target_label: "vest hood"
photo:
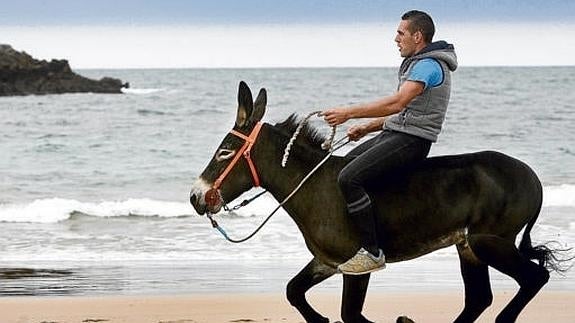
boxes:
[404,40,458,72]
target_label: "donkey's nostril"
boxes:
[205,188,221,208]
[190,194,197,206]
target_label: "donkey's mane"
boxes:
[273,114,328,151]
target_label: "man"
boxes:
[322,10,458,275]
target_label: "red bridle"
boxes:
[205,122,263,207]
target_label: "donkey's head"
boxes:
[190,81,267,215]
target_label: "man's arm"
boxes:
[322,80,425,127]
[347,117,385,141]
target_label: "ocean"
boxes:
[0,67,573,296]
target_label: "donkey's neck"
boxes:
[256,124,332,200]
[254,124,348,228]
[253,124,355,264]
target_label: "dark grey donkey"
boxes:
[190,81,565,323]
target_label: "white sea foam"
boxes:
[122,87,163,94]
[543,184,575,207]
[1,184,573,224]
[0,198,193,223]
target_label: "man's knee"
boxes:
[337,169,353,190]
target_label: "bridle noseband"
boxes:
[205,122,263,207]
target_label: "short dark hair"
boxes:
[401,10,435,44]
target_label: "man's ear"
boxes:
[252,88,267,123]
[236,81,253,128]
[414,30,423,44]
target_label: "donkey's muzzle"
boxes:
[189,192,207,215]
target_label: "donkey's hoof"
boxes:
[396,316,415,323]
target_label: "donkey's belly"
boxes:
[385,229,467,263]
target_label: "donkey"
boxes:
[190,81,562,323]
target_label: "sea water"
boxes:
[0,67,573,295]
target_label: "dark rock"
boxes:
[0,44,128,96]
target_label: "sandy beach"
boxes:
[1,290,573,323]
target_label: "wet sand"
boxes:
[1,290,573,323]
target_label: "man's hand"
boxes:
[347,124,369,141]
[321,108,350,127]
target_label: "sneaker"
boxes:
[338,248,386,275]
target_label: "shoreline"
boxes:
[1,258,573,297]
[1,290,573,323]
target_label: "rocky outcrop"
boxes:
[0,44,128,96]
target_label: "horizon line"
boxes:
[74,64,575,70]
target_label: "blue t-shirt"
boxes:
[408,58,443,89]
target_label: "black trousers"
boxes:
[338,129,432,253]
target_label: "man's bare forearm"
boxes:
[363,117,386,133]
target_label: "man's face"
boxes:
[395,20,418,57]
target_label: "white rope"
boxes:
[282,111,337,168]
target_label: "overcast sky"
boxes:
[2,0,574,25]
[1,0,574,68]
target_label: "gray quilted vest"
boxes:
[384,41,458,142]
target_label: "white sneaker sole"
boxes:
[337,263,386,275]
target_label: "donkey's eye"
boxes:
[216,149,236,161]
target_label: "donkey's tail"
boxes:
[518,180,573,274]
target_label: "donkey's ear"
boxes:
[252,88,267,123]
[236,81,253,128]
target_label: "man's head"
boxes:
[395,10,435,57]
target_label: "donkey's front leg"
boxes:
[287,257,337,323]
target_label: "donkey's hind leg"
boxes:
[341,274,373,323]
[454,242,493,323]
[286,258,337,323]
[467,234,550,323]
